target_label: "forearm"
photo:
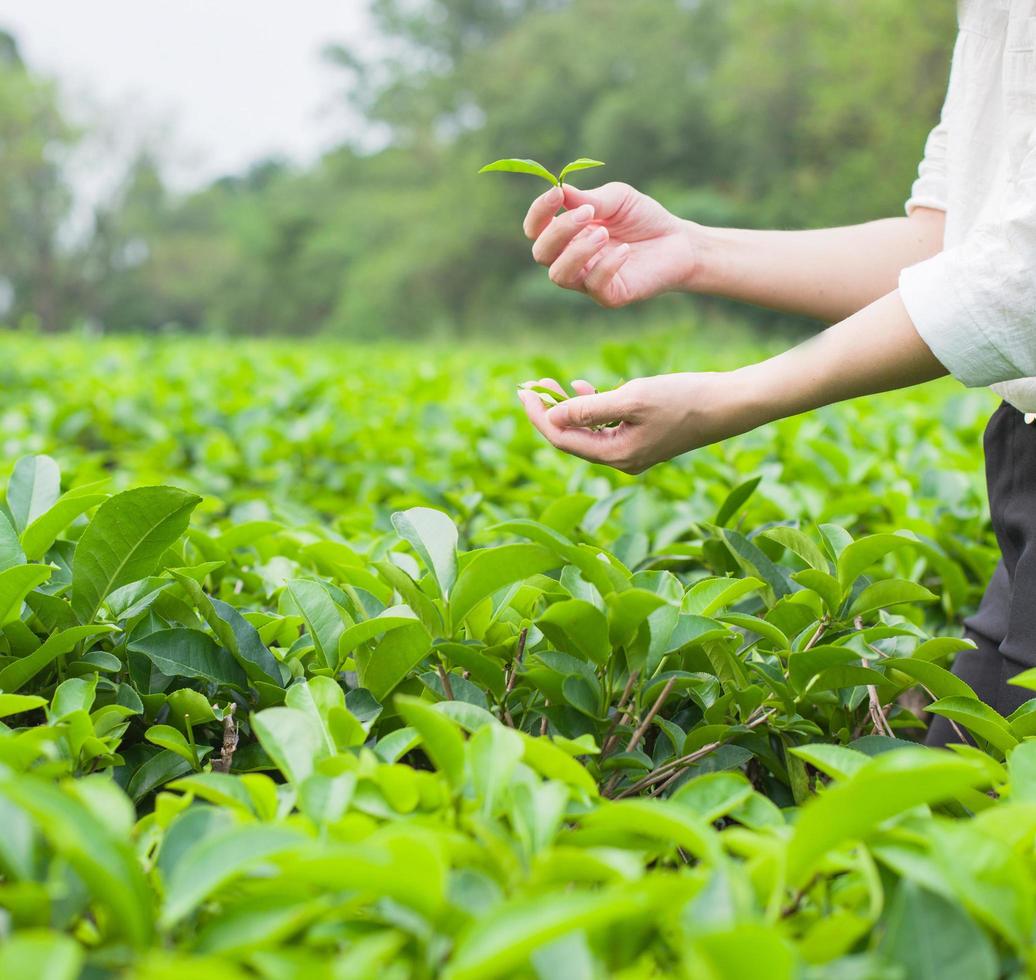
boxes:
[686,209,946,323]
[731,290,948,429]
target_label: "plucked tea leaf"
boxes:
[478,158,558,185]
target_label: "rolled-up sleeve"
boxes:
[905,117,950,215]
[900,135,1036,387]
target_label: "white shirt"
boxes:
[899,0,1036,415]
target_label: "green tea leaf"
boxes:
[7,455,61,533]
[878,879,997,980]
[0,933,82,980]
[557,157,606,183]
[478,158,558,185]
[71,486,201,622]
[849,579,937,617]
[837,532,917,590]
[450,543,562,625]
[0,563,52,625]
[0,512,25,571]
[391,507,459,598]
[161,824,305,927]
[787,749,989,884]
[128,628,248,689]
[396,694,466,788]
[927,696,1018,753]
[0,625,117,693]
[21,484,108,561]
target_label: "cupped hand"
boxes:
[518,373,760,474]
[523,183,699,308]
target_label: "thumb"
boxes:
[561,182,627,219]
[547,389,629,429]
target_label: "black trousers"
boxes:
[926,403,1036,747]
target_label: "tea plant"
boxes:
[479,156,605,186]
[0,331,1024,979]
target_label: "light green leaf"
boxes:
[252,706,327,784]
[286,579,349,669]
[927,696,1019,753]
[0,772,153,945]
[518,732,597,796]
[0,563,52,625]
[837,532,917,589]
[357,620,432,702]
[145,724,196,765]
[886,658,976,701]
[7,455,61,533]
[0,625,116,694]
[578,798,721,864]
[761,525,830,572]
[558,157,606,183]
[339,604,420,657]
[686,925,795,980]
[0,932,83,980]
[21,485,108,561]
[0,512,25,571]
[1009,741,1036,803]
[792,569,842,614]
[161,824,305,927]
[714,476,761,528]
[450,543,562,625]
[445,887,642,980]
[683,576,765,617]
[538,599,611,665]
[849,579,937,617]
[396,694,465,788]
[786,748,989,884]
[789,743,869,780]
[71,486,201,622]
[878,879,997,980]
[0,693,46,719]
[478,157,558,185]
[392,507,459,597]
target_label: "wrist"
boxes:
[726,355,809,431]
[676,219,712,293]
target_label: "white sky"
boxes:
[0,0,375,192]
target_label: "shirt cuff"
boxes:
[899,254,1019,388]
[904,194,947,216]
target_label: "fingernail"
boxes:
[588,226,608,243]
[571,204,594,223]
[549,186,563,204]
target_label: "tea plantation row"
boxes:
[0,332,1029,979]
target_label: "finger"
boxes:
[518,386,616,457]
[547,226,609,289]
[570,380,596,396]
[531,204,596,266]
[583,243,631,306]
[547,389,630,430]
[561,182,632,221]
[523,185,564,241]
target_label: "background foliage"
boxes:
[3,332,1035,979]
[0,0,955,335]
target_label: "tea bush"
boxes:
[0,331,1030,979]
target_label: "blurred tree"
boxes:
[0,30,79,331]
[0,2,959,335]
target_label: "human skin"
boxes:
[517,182,948,472]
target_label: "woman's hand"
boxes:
[517,374,761,474]
[523,183,700,308]
[516,292,948,475]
